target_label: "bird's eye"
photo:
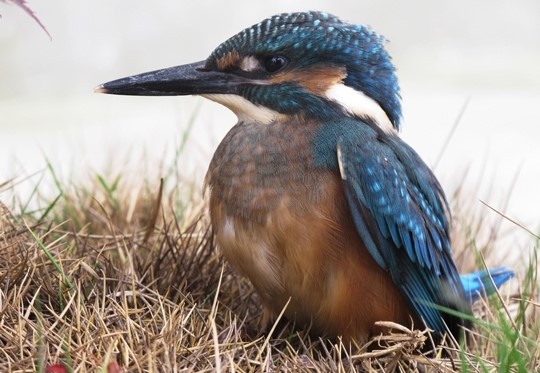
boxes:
[262,56,287,73]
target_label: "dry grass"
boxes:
[0,168,538,372]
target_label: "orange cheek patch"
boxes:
[216,51,242,71]
[270,66,346,95]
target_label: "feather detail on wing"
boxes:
[337,126,470,334]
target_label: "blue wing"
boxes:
[460,267,514,303]
[337,124,470,334]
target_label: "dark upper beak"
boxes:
[96,60,247,96]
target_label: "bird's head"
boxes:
[98,11,402,131]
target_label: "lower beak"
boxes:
[96,60,245,96]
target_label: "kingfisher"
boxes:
[97,11,513,344]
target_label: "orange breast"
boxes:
[206,120,416,343]
[209,172,415,343]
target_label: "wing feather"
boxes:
[337,126,470,334]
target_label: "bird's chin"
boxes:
[202,93,284,124]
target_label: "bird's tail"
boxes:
[460,267,515,303]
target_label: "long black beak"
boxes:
[96,60,247,96]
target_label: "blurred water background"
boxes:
[1,0,539,262]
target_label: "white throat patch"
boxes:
[325,83,396,134]
[202,94,282,124]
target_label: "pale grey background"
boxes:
[1,1,539,259]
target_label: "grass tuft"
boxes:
[0,162,538,372]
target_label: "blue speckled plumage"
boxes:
[243,83,344,119]
[98,11,514,345]
[312,117,463,333]
[207,11,402,129]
